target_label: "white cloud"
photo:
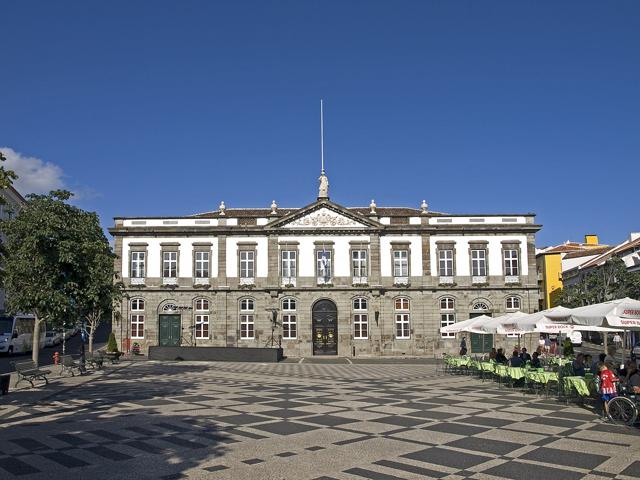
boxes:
[0,147,65,195]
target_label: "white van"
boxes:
[569,331,583,347]
[0,315,46,354]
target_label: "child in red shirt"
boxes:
[599,363,618,420]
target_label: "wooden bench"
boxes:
[59,355,83,377]
[11,360,51,388]
[86,351,104,370]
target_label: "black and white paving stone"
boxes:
[0,361,639,479]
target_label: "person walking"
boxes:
[459,336,468,356]
[613,333,623,350]
[598,362,618,421]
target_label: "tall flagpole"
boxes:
[320,99,324,174]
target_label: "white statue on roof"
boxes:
[318,171,329,199]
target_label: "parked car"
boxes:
[44,331,59,347]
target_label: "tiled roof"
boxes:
[563,246,613,259]
[578,237,640,270]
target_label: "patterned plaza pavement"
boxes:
[1,360,639,480]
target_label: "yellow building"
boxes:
[536,235,610,310]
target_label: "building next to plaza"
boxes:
[110,171,541,357]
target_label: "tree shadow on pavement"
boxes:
[0,363,233,479]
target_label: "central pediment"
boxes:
[268,201,382,230]
[281,207,367,229]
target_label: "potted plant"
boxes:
[104,332,122,363]
[131,342,141,355]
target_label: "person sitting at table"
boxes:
[531,351,541,368]
[584,354,593,372]
[495,348,508,364]
[509,351,524,367]
[604,348,617,370]
[592,353,606,374]
[623,362,640,394]
[489,348,497,361]
[520,347,532,363]
[572,353,586,376]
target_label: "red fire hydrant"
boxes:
[53,351,60,365]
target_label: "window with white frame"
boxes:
[504,250,519,276]
[131,298,145,339]
[281,250,297,280]
[131,251,146,278]
[438,249,453,277]
[394,297,410,339]
[353,298,368,339]
[352,250,368,281]
[316,250,332,282]
[240,251,255,280]
[239,298,255,339]
[282,297,297,339]
[163,251,177,278]
[194,298,209,339]
[506,296,521,310]
[471,249,487,276]
[393,250,409,278]
[195,251,209,278]
[440,297,456,338]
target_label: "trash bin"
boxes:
[0,373,10,396]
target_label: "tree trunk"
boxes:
[87,312,101,354]
[32,315,42,366]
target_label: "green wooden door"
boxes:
[159,314,181,347]
[469,312,493,354]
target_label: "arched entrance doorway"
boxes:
[312,299,338,355]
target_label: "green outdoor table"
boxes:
[507,367,526,380]
[494,364,509,377]
[526,371,558,385]
[563,376,592,396]
[480,362,495,373]
[448,357,470,367]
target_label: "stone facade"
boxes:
[110,196,541,357]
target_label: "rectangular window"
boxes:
[393,250,409,277]
[163,251,177,278]
[131,314,144,339]
[240,314,254,339]
[504,250,519,276]
[281,250,297,279]
[354,314,368,339]
[352,250,368,280]
[438,249,453,277]
[282,314,297,339]
[316,250,332,282]
[195,251,209,278]
[471,249,487,276]
[240,251,255,279]
[195,314,209,339]
[131,252,145,278]
[395,314,410,339]
[440,313,455,339]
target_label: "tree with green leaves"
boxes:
[74,212,123,353]
[2,190,118,365]
[0,150,18,194]
[560,257,640,307]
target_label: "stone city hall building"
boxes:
[110,173,540,357]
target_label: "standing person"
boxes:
[459,336,468,356]
[598,362,618,421]
[613,333,623,350]
[538,335,546,353]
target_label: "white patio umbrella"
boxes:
[493,306,574,335]
[440,314,493,334]
[565,297,640,329]
[479,311,529,335]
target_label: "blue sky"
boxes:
[1,1,638,246]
